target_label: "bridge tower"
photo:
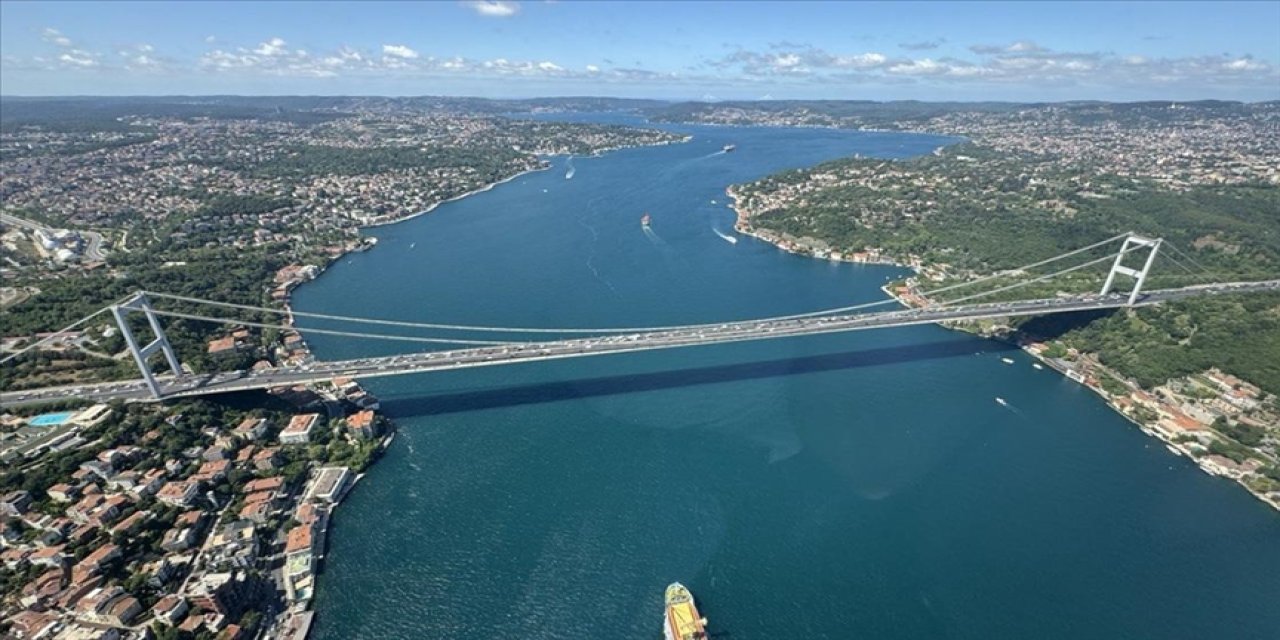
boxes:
[1100,234,1162,305]
[111,292,183,399]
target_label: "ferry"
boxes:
[722,144,736,153]
[1001,357,1015,365]
[641,213,652,229]
[664,583,708,640]
[995,397,1008,407]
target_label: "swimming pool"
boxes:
[28,411,75,426]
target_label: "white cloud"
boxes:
[382,44,419,59]
[537,61,563,71]
[832,52,887,69]
[205,35,217,44]
[1224,57,1265,71]
[585,64,600,73]
[41,28,73,48]
[58,49,98,67]
[253,37,288,56]
[887,58,946,75]
[464,1,520,17]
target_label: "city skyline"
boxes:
[2,0,1279,101]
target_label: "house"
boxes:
[284,523,316,602]
[110,510,150,536]
[345,410,378,439]
[193,460,233,483]
[29,545,67,569]
[1,490,33,516]
[153,594,190,626]
[279,413,320,445]
[234,417,269,441]
[239,500,272,523]
[47,483,81,503]
[7,609,59,639]
[252,447,282,471]
[161,526,199,553]
[304,467,353,504]
[156,481,200,508]
[243,476,285,495]
[73,543,121,577]
[76,585,141,626]
[203,444,231,462]
[188,571,266,618]
[134,468,168,497]
[207,336,238,355]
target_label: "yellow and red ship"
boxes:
[664,582,708,640]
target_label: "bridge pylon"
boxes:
[1101,234,1162,305]
[111,292,183,399]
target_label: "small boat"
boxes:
[664,583,708,640]
[710,199,717,204]
[641,213,652,229]
[722,144,736,153]
[1001,357,1014,365]
[995,397,1008,406]
[409,242,416,249]
[1165,444,1183,457]
[1032,363,1044,370]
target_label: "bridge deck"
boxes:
[3,280,1276,407]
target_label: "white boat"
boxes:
[1165,444,1183,456]
[1032,363,1044,370]
[995,397,1008,406]
[1001,357,1015,364]
[409,242,416,249]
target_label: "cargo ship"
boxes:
[641,213,652,228]
[664,583,708,640]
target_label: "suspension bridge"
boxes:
[3,233,1278,407]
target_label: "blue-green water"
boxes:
[29,411,74,426]
[293,118,1280,640]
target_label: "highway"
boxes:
[3,280,1277,408]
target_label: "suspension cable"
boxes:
[141,232,1132,334]
[145,309,517,347]
[931,245,1146,308]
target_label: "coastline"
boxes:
[729,183,1279,513]
[359,163,550,229]
[267,133,694,634]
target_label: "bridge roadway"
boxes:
[3,280,1277,408]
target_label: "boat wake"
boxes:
[577,196,618,295]
[713,227,738,244]
[565,156,575,180]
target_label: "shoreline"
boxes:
[729,183,1277,514]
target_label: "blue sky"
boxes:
[2,1,1278,100]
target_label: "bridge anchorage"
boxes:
[1101,234,1161,305]
[112,293,183,399]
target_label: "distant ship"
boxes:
[1001,357,1014,364]
[664,583,708,640]
[641,213,652,229]
[996,397,1008,406]
[722,144,736,153]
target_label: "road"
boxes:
[3,280,1277,408]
